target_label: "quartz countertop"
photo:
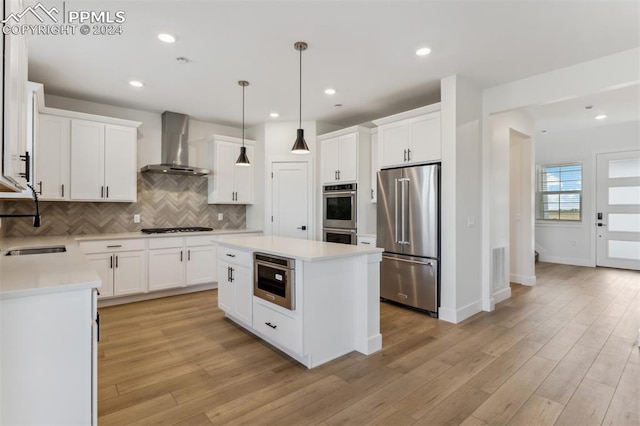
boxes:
[218,235,383,262]
[73,228,262,241]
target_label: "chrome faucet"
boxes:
[0,184,41,227]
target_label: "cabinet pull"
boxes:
[335,170,338,181]
[61,184,64,198]
[96,312,100,343]
[110,255,113,269]
[403,149,407,162]
[407,149,411,161]
[115,255,119,268]
[106,186,109,198]
[101,186,104,198]
[106,245,122,248]
[180,251,183,262]
[361,241,371,245]
[19,152,30,181]
[226,253,236,258]
[230,267,234,282]
[188,249,191,261]
[37,181,43,195]
[337,170,341,180]
[227,266,231,282]
[371,188,374,199]
[265,322,277,329]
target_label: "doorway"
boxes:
[596,150,640,270]
[271,161,309,239]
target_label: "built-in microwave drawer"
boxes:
[79,239,145,254]
[219,247,252,266]
[253,302,302,354]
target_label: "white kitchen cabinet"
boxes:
[0,287,97,425]
[374,105,441,169]
[370,129,378,203]
[185,236,218,286]
[0,0,29,192]
[217,246,253,327]
[70,119,137,202]
[80,239,147,298]
[207,135,255,204]
[36,114,70,200]
[320,133,357,184]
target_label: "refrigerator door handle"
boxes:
[382,254,434,266]
[394,178,400,244]
[398,177,409,244]
[403,178,410,245]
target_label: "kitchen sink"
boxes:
[5,246,67,256]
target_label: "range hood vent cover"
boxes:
[141,111,211,176]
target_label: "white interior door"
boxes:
[596,150,640,270]
[272,162,309,239]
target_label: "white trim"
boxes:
[40,106,142,128]
[438,299,482,324]
[510,273,536,286]
[539,255,595,267]
[372,102,441,126]
[494,287,511,304]
[317,125,371,140]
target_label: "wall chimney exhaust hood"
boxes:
[141,111,211,176]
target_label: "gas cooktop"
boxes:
[141,227,214,234]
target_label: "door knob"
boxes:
[297,225,307,230]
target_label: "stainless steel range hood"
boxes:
[141,111,211,176]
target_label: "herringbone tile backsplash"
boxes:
[1,173,246,237]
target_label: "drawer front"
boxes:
[185,235,218,247]
[357,235,377,246]
[148,237,184,250]
[218,246,252,266]
[253,302,302,354]
[79,239,145,254]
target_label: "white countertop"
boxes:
[218,235,383,262]
[73,228,262,241]
[0,236,101,299]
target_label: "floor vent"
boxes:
[492,247,506,288]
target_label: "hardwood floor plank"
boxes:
[535,343,600,404]
[471,356,556,426]
[535,322,588,362]
[413,384,491,426]
[506,394,563,426]
[584,335,634,387]
[99,393,177,426]
[554,378,615,426]
[602,362,640,426]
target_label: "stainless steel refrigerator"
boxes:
[377,164,439,314]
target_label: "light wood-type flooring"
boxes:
[98,262,640,425]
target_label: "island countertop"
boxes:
[217,235,383,262]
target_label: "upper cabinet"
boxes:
[36,114,70,200]
[320,133,358,184]
[370,129,378,203]
[70,119,137,202]
[208,135,255,204]
[373,104,441,169]
[0,0,29,192]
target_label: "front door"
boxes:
[596,150,640,270]
[271,162,309,239]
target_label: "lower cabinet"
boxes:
[217,247,253,327]
[79,239,147,298]
[253,301,302,353]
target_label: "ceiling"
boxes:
[26,1,640,129]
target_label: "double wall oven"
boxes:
[323,183,357,245]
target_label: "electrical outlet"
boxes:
[218,213,224,221]
[134,214,141,224]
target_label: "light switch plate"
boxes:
[218,213,224,221]
[134,214,141,223]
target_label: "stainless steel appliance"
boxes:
[324,228,357,245]
[254,252,295,310]
[323,183,357,229]
[141,227,213,234]
[377,164,440,314]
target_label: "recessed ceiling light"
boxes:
[324,88,336,95]
[158,33,176,43]
[129,80,144,88]
[415,47,432,56]
[270,112,279,118]
[595,114,607,120]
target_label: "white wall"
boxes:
[535,120,640,266]
[43,94,241,170]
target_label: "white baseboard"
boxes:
[98,283,217,307]
[539,255,593,267]
[494,286,511,304]
[510,273,537,286]
[439,300,482,324]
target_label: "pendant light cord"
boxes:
[299,47,302,128]
[242,83,245,147]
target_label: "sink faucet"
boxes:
[0,184,41,227]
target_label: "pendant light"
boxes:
[235,80,251,166]
[291,41,310,154]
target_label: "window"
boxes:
[537,163,582,221]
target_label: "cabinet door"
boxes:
[186,245,217,286]
[408,112,441,163]
[70,120,105,200]
[233,265,252,326]
[217,259,234,313]
[104,125,137,202]
[148,248,184,291]
[85,253,114,298]
[321,137,341,184]
[378,121,409,168]
[113,251,147,296]
[370,132,378,202]
[338,133,358,182]
[36,115,70,200]
[208,140,236,203]
[234,144,254,204]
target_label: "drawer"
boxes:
[185,235,218,247]
[253,302,302,354]
[218,246,252,266]
[357,235,376,246]
[148,237,184,250]
[79,239,146,254]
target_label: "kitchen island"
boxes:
[216,235,384,368]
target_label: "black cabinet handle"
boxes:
[96,312,100,343]
[230,267,234,282]
[265,322,277,329]
[106,245,122,248]
[106,186,109,198]
[371,189,374,199]
[101,186,104,198]
[338,170,341,180]
[19,152,30,181]
[180,251,183,262]
[115,255,119,268]
[227,266,231,282]
[404,149,407,162]
[110,255,113,269]
[361,242,371,245]
[37,181,43,195]
[407,149,411,161]
[226,253,236,258]
[61,184,64,198]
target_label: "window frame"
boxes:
[536,162,583,222]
